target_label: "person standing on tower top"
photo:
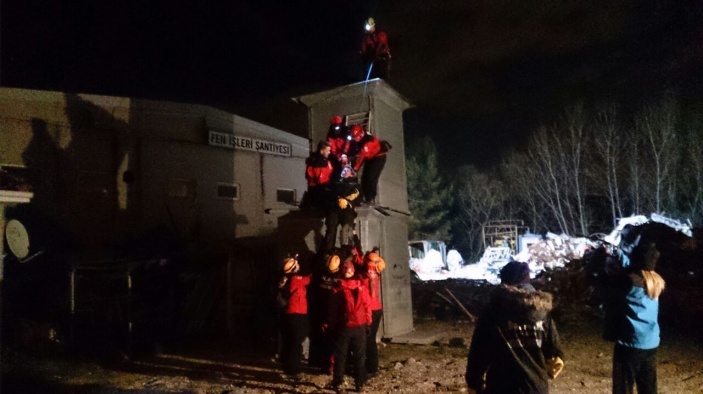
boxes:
[361,17,391,80]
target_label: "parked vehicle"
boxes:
[408,240,464,281]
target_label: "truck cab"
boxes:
[407,240,450,281]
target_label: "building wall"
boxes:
[370,96,409,213]
[300,80,411,213]
[0,88,308,254]
[378,215,413,336]
[294,80,415,337]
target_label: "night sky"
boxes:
[2,0,702,169]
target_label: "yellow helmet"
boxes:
[365,17,376,31]
[337,198,349,209]
[283,257,299,274]
[327,254,341,273]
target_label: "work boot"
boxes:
[330,378,345,393]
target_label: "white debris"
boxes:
[604,213,692,246]
[603,215,648,245]
[449,247,512,284]
[409,213,692,283]
[409,249,450,281]
[446,249,464,271]
[650,213,692,237]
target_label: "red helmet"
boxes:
[351,124,365,142]
[330,115,343,125]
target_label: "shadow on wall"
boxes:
[2,93,240,360]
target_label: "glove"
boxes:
[547,356,564,379]
[346,189,359,201]
[321,323,329,334]
[337,198,348,209]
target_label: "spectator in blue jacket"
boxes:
[603,242,666,394]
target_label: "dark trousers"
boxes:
[332,326,367,386]
[365,58,391,80]
[282,313,309,375]
[308,297,334,374]
[613,344,658,394]
[361,155,386,204]
[366,309,383,374]
[324,208,356,251]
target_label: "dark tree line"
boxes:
[406,95,703,261]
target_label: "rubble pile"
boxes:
[412,214,703,328]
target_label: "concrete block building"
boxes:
[287,79,415,337]
[0,79,414,341]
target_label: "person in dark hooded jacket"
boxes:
[465,261,565,394]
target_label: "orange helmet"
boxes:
[376,257,386,272]
[282,257,299,274]
[327,254,341,273]
[330,115,343,125]
[365,251,385,273]
[350,124,365,142]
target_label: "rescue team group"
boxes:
[274,112,390,393]
[279,114,666,394]
[279,21,665,389]
[277,231,665,394]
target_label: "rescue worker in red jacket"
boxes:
[360,248,386,376]
[278,255,312,381]
[350,124,388,206]
[301,140,334,209]
[326,259,372,392]
[361,17,391,80]
[327,115,351,177]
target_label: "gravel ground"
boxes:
[3,310,703,394]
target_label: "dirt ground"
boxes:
[3,306,703,394]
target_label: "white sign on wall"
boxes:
[208,130,292,157]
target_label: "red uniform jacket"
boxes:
[362,267,383,311]
[353,135,385,171]
[329,279,372,330]
[328,137,349,161]
[285,274,311,315]
[305,153,334,187]
[361,30,390,63]
[327,124,350,160]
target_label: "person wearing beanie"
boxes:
[499,259,533,289]
[603,242,665,394]
[465,261,565,394]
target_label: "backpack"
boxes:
[380,140,393,153]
